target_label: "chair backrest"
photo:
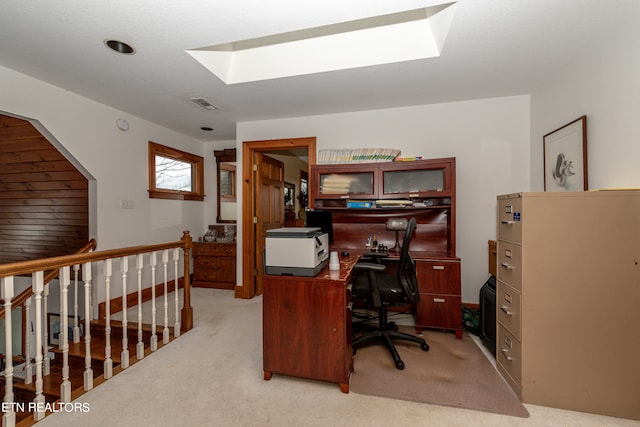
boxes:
[397,217,420,305]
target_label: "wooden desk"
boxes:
[262,254,358,393]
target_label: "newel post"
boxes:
[180,230,193,332]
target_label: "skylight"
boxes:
[187,3,457,84]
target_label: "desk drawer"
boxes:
[416,294,461,331]
[416,260,461,295]
[497,241,522,291]
[497,281,521,339]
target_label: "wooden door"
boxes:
[254,152,284,295]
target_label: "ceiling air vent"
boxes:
[190,97,218,111]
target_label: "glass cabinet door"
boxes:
[318,172,375,197]
[382,168,445,196]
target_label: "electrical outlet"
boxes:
[120,199,134,209]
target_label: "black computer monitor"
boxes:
[305,210,333,245]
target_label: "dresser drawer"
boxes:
[497,326,522,389]
[497,241,522,290]
[497,281,521,339]
[194,268,220,282]
[194,243,236,257]
[497,197,522,243]
[194,255,218,268]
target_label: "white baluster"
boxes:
[136,254,145,360]
[24,297,33,384]
[103,259,113,379]
[42,282,50,376]
[82,262,93,391]
[32,271,46,421]
[150,252,158,351]
[120,256,129,369]
[173,247,181,338]
[162,249,170,344]
[73,263,81,343]
[59,266,71,402]
[2,276,16,427]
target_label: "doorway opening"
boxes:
[238,137,316,299]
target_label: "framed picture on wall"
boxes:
[543,115,588,191]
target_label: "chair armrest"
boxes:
[354,262,386,272]
[353,262,385,307]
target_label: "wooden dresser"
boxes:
[496,191,640,420]
[192,242,236,290]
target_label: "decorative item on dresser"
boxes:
[310,157,462,338]
[496,191,640,421]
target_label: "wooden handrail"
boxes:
[0,231,193,332]
[0,239,97,319]
[0,233,189,278]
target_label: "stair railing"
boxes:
[0,231,192,427]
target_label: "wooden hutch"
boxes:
[309,157,462,337]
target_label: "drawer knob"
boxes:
[500,305,514,316]
[432,265,445,270]
[501,263,515,270]
[500,348,514,361]
[433,298,446,303]
[501,220,514,225]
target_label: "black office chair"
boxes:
[352,217,429,370]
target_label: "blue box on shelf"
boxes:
[347,200,374,208]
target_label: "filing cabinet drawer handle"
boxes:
[500,305,514,316]
[433,298,446,303]
[500,348,514,361]
[347,284,353,292]
[432,265,445,270]
[347,302,353,311]
[501,263,515,270]
[501,220,515,225]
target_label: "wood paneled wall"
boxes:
[0,114,89,264]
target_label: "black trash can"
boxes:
[479,275,496,357]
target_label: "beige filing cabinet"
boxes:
[496,191,640,420]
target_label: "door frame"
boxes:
[237,137,316,299]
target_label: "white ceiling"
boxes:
[1,0,637,142]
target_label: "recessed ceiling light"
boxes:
[200,127,214,132]
[104,39,136,55]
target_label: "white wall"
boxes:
[237,95,531,302]
[530,12,640,190]
[0,65,208,305]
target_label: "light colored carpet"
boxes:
[351,328,529,417]
[36,288,638,427]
